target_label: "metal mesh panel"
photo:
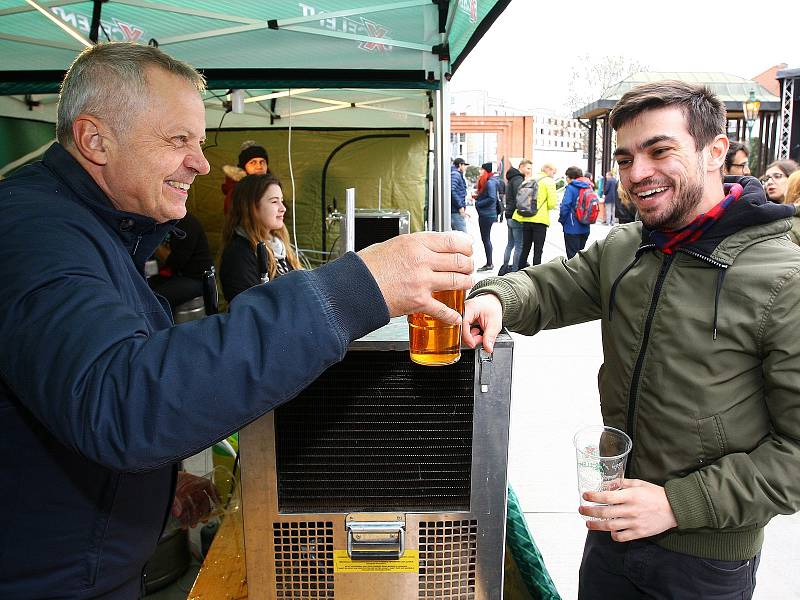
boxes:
[275,350,474,513]
[273,521,335,598]
[418,520,478,599]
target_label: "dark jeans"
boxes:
[564,232,589,259]
[579,532,760,600]
[478,215,495,266]
[502,218,523,267]
[517,222,548,269]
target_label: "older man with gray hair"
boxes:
[0,42,473,599]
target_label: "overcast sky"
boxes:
[450,0,797,113]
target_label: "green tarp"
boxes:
[191,127,428,258]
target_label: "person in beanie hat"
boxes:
[221,140,271,214]
[474,162,501,271]
[238,144,269,173]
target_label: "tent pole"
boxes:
[434,73,450,232]
[89,0,104,44]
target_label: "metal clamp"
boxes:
[479,348,493,393]
[346,518,405,560]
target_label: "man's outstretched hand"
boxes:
[358,231,474,323]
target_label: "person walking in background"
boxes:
[559,166,592,258]
[513,163,558,270]
[221,141,271,214]
[498,159,530,275]
[762,159,799,203]
[464,80,800,600]
[450,157,469,233]
[219,174,302,303]
[723,141,750,176]
[603,171,619,225]
[475,162,501,271]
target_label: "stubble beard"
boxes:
[632,159,706,231]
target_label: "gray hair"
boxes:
[57,42,206,146]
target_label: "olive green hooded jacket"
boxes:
[471,179,800,561]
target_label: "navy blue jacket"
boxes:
[558,178,592,235]
[0,144,389,599]
[450,165,467,212]
[475,176,500,219]
[603,176,619,208]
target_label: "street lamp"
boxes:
[743,90,761,143]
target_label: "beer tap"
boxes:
[256,241,269,284]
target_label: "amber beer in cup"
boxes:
[408,289,465,366]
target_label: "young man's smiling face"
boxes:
[614,106,725,231]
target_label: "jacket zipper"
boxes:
[625,252,674,478]
[678,247,730,269]
[132,233,142,257]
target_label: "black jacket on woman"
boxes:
[220,234,295,303]
[220,234,260,303]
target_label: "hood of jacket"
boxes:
[570,178,591,190]
[641,176,795,263]
[37,143,176,273]
[506,167,523,183]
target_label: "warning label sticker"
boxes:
[333,550,419,573]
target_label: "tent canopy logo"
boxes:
[457,0,479,23]
[50,6,145,42]
[298,3,392,52]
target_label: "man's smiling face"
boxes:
[614,106,707,231]
[100,67,210,223]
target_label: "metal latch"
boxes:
[479,348,493,392]
[346,514,405,560]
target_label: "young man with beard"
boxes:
[461,80,800,599]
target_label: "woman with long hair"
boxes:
[219,174,302,303]
[784,170,800,246]
[762,159,799,203]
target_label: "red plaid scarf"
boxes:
[649,184,744,254]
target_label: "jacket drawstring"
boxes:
[713,268,728,340]
[608,253,644,321]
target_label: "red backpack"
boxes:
[574,184,599,225]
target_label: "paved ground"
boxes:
[155,205,800,599]
[468,206,800,600]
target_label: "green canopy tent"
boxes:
[0,0,510,258]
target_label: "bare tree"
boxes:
[566,55,649,113]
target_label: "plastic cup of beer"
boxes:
[408,289,465,366]
[573,425,632,519]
